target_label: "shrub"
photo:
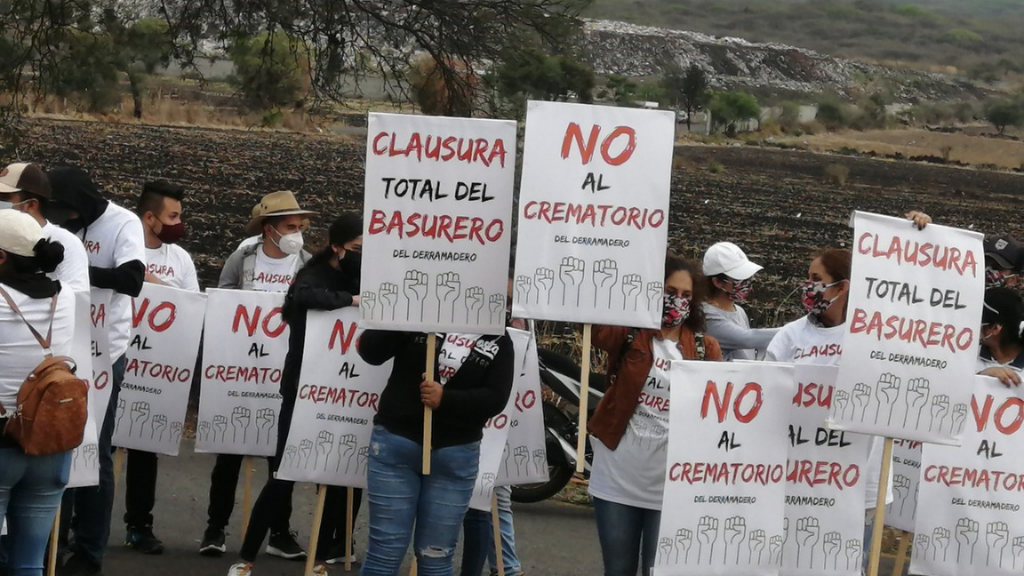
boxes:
[708,161,725,174]
[816,101,848,131]
[824,164,850,186]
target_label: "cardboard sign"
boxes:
[782,365,872,576]
[830,212,984,445]
[360,113,517,335]
[67,291,99,488]
[911,377,1024,576]
[886,440,923,533]
[195,289,289,457]
[112,284,206,455]
[495,328,549,487]
[513,101,674,328]
[655,362,795,576]
[276,308,392,487]
[469,389,516,512]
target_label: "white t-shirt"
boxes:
[438,333,482,384]
[766,315,893,511]
[42,221,90,294]
[590,337,682,510]
[77,203,146,359]
[0,284,75,413]
[703,302,779,361]
[251,249,301,293]
[146,243,200,292]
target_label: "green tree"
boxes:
[662,64,709,130]
[228,31,310,111]
[708,91,761,136]
[816,100,849,131]
[100,13,175,118]
[41,28,121,112]
[986,100,1024,135]
[605,74,638,105]
[491,47,595,118]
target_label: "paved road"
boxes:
[103,443,602,576]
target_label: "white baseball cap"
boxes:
[0,209,44,257]
[703,242,762,281]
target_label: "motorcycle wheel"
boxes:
[511,401,577,504]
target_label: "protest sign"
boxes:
[495,328,549,487]
[512,101,674,328]
[67,291,99,488]
[470,396,515,512]
[829,211,984,445]
[69,293,114,488]
[276,308,392,487]
[196,289,289,457]
[112,284,206,455]
[886,440,923,533]
[655,362,795,576]
[782,365,872,576]
[359,113,517,335]
[910,376,1024,576]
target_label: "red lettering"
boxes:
[329,321,358,355]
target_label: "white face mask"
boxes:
[273,230,304,255]
[0,200,26,211]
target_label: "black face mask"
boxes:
[62,218,85,233]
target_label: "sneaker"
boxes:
[125,526,165,555]
[266,530,307,560]
[199,527,227,557]
[227,563,252,576]
[324,540,357,565]
[56,553,102,576]
[312,565,329,576]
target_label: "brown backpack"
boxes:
[0,287,89,456]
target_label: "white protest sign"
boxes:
[885,439,923,533]
[112,284,206,455]
[360,113,517,335]
[513,101,674,328]
[655,362,795,576]
[71,291,114,487]
[782,365,871,576]
[910,376,1024,576]
[196,289,289,456]
[470,397,515,512]
[495,328,549,486]
[276,308,392,487]
[68,291,99,488]
[829,211,984,444]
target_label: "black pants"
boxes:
[124,449,158,528]
[207,453,293,534]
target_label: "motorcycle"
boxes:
[510,347,607,503]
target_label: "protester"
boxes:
[48,167,146,576]
[587,253,723,576]
[0,209,75,576]
[201,191,315,559]
[977,287,1024,387]
[701,241,779,360]
[982,236,1024,288]
[356,307,516,576]
[228,212,363,576]
[0,163,90,294]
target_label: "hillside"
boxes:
[582,0,1024,76]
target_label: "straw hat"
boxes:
[245,191,317,235]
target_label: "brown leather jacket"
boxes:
[588,325,722,450]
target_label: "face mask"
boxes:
[62,218,85,233]
[0,200,26,211]
[273,230,304,255]
[986,268,1012,288]
[730,279,753,304]
[662,294,691,327]
[801,280,842,317]
[156,221,186,244]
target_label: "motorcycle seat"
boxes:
[537,348,608,393]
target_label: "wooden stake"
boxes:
[409,558,418,576]
[423,333,437,475]
[346,487,355,572]
[491,492,505,576]
[892,530,911,576]
[241,456,253,537]
[304,486,328,576]
[47,506,60,576]
[867,438,894,576]
[112,448,124,493]
[576,324,592,474]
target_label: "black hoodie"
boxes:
[47,167,144,297]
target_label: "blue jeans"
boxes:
[361,426,479,576]
[593,497,661,576]
[460,486,521,576]
[0,447,72,576]
[61,354,124,569]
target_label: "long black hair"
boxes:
[983,287,1024,349]
[666,251,707,333]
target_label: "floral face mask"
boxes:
[662,294,691,327]
[801,280,842,317]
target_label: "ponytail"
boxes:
[33,239,65,274]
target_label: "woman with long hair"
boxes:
[587,252,723,576]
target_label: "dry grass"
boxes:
[780,129,1024,170]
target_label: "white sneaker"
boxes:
[227,562,252,576]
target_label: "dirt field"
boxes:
[16,119,1024,328]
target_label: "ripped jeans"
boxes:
[361,426,480,576]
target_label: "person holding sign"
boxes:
[977,287,1024,387]
[356,323,516,575]
[701,241,778,360]
[227,213,363,576]
[0,210,75,576]
[201,192,315,560]
[587,253,723,576]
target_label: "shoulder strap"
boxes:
[609,328,639,380]
[694,332,706,361]
[0,286,57,356]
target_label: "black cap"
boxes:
[984,236,1024,271]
